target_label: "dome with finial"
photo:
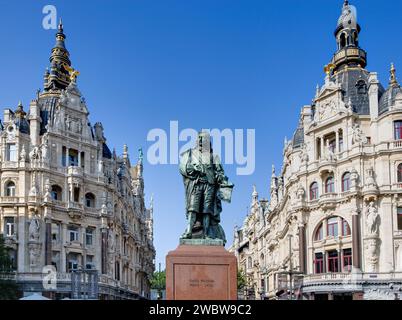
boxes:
[379,63,402,115]
[332,0,366,72]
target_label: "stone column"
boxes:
[61,223,67,272]
[298,224,306,274]
[320,138,324,160]
[81,226,86,268]
[45,220,52,266]
[101,229,107,274]
[335,130,340,154]
[17,214,26,272]
[352,211,361,269]
[337,249,342,272]
[66,147,69,166]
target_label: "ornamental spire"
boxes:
[390,63,399,86]
[44,18,73,91]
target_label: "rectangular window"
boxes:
[6,144,17,162]
[86,255,94,270]
[68,149,79,167]
[397,207,402,231]
[339,138,344,152]
[314,253,324,274]
[86,228,94,246]
[62,146,66,167]
[4,217,15,237]
[68,227,79,242]
[327,217,339,237]
[73,187,80,203]
[80,152,85,169]
[327,250,339,273]
[68,261,78,271]
[395,121,402,140]
[343,248,352,272]
[329,140,336,153]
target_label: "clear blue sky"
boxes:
[1,0,402,269]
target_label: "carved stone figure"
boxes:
[351,123,368,145]
[44,179,51,203]
[29,146,41,163]
[65,114,72,131]
[29,243,41,268]
[107,229,115,252]
[326,140,336,161]
[77,119,83,134]
[29,214,41,242]
[54,107,63,129]
[19,145,27,161]
[365,238,379,272]
[98,160,103,174]
[365,167,377,189]
[179,131,234,244]
[350,168,359,188]
[365,201,380,236]
[299,143,309,164]
[297,185,305,200]
[41,135,49,161]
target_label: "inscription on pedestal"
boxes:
[166,245,237,300]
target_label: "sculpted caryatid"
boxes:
[179,132,234,244]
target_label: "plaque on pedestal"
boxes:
[166,242,237,300]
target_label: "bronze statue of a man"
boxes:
[179,131,233,244]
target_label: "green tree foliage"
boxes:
[150,270,165,299]
[237,269,246,290]
[150,270,166,290]
[0,235,19,300]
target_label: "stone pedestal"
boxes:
[166,242,237,300]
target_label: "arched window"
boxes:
[342,172,351,192]
[398,164,402,183]
[310,182,319,200]
[314,223,323,241]
[325,177,335,193]
[85,193,96,208]
[5,181,15,197]
[247,257,253,269]
[342,218,351,236]
[340,33,347,48]
[260,253,265,268]
[51,185,63,201]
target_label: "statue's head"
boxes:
[197,131,212,153]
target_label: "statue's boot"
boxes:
[181,212,196,239]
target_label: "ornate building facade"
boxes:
[231,1,402,300]
[0,21,155,299]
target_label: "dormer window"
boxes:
[356,79,367,95]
